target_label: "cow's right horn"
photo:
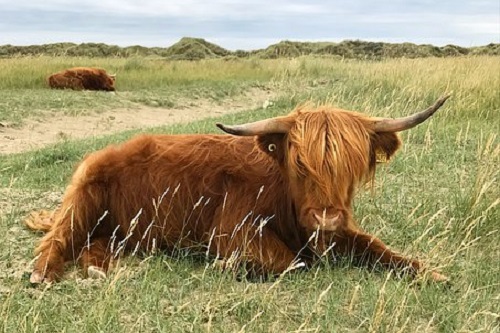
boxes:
[216,117,292,136]
[372,94,451,132]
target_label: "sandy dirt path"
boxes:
[0,87,274,155]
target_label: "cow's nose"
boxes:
[310,208,343,231]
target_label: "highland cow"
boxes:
[47,67,116,91]
[26,95,450,283]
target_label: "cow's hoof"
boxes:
[87,265,106,279]
[30,271,44,284]
[431,271,450,283]
[29,270,55,284]
[212,259,228,271]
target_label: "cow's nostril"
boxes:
[312,210,342,231]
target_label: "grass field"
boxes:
[0,56,499,333]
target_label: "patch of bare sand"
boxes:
[0,87,274,155]
[0,188,62,217]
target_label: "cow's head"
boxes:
[217,95,450,232]
[105,73,116,91]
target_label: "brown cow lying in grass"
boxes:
[26,95,450,283]
[47,67,116,91]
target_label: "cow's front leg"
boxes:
[78,237,113,279]
[334,229,448,282]
[209,224,299,276]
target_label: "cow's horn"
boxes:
[216,117,292,136]
[372,94,451,132]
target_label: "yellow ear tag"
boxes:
[376,149,388,163]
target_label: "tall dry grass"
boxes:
[0,55,498,333]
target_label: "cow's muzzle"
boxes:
[302,208,345,231]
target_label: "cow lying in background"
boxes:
[47,67,116,91]
[26,95,450,283]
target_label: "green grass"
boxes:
[0,56,275,126]
[0,56,499,333]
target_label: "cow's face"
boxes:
[256,108,401,231]
[217,95,449,231]
[105,74,116,91]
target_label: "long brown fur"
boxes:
[47,67,115,91]
[26,105,448,283]
[287,106,374,203]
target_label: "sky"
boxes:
[0,0,499,50]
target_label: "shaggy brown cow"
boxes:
[47,67,116,91]
[27,95,451,284]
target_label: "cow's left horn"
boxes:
[216,117,292,136]
[372,94,451,132]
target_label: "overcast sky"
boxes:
[1,0,498,50]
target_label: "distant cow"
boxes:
[47,67,116,91]
[26,95,450,284]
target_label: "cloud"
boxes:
[1,0,338,19]
[0,0,498,48]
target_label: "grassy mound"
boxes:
[256,41,317,58]
[165,37,231,60]
[0,38,498,60]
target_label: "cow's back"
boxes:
[47,67,114,91]
[72,134,287,250]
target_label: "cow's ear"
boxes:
[370,132,401,164]
[256,134,286,163]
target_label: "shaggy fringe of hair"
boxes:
[286,105,375,205]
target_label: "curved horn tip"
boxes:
[427,93,452,116]
[215,122,236,135]
[436,93,452,105]
[215,122,226,131]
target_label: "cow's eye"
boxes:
[268,143,277,152]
